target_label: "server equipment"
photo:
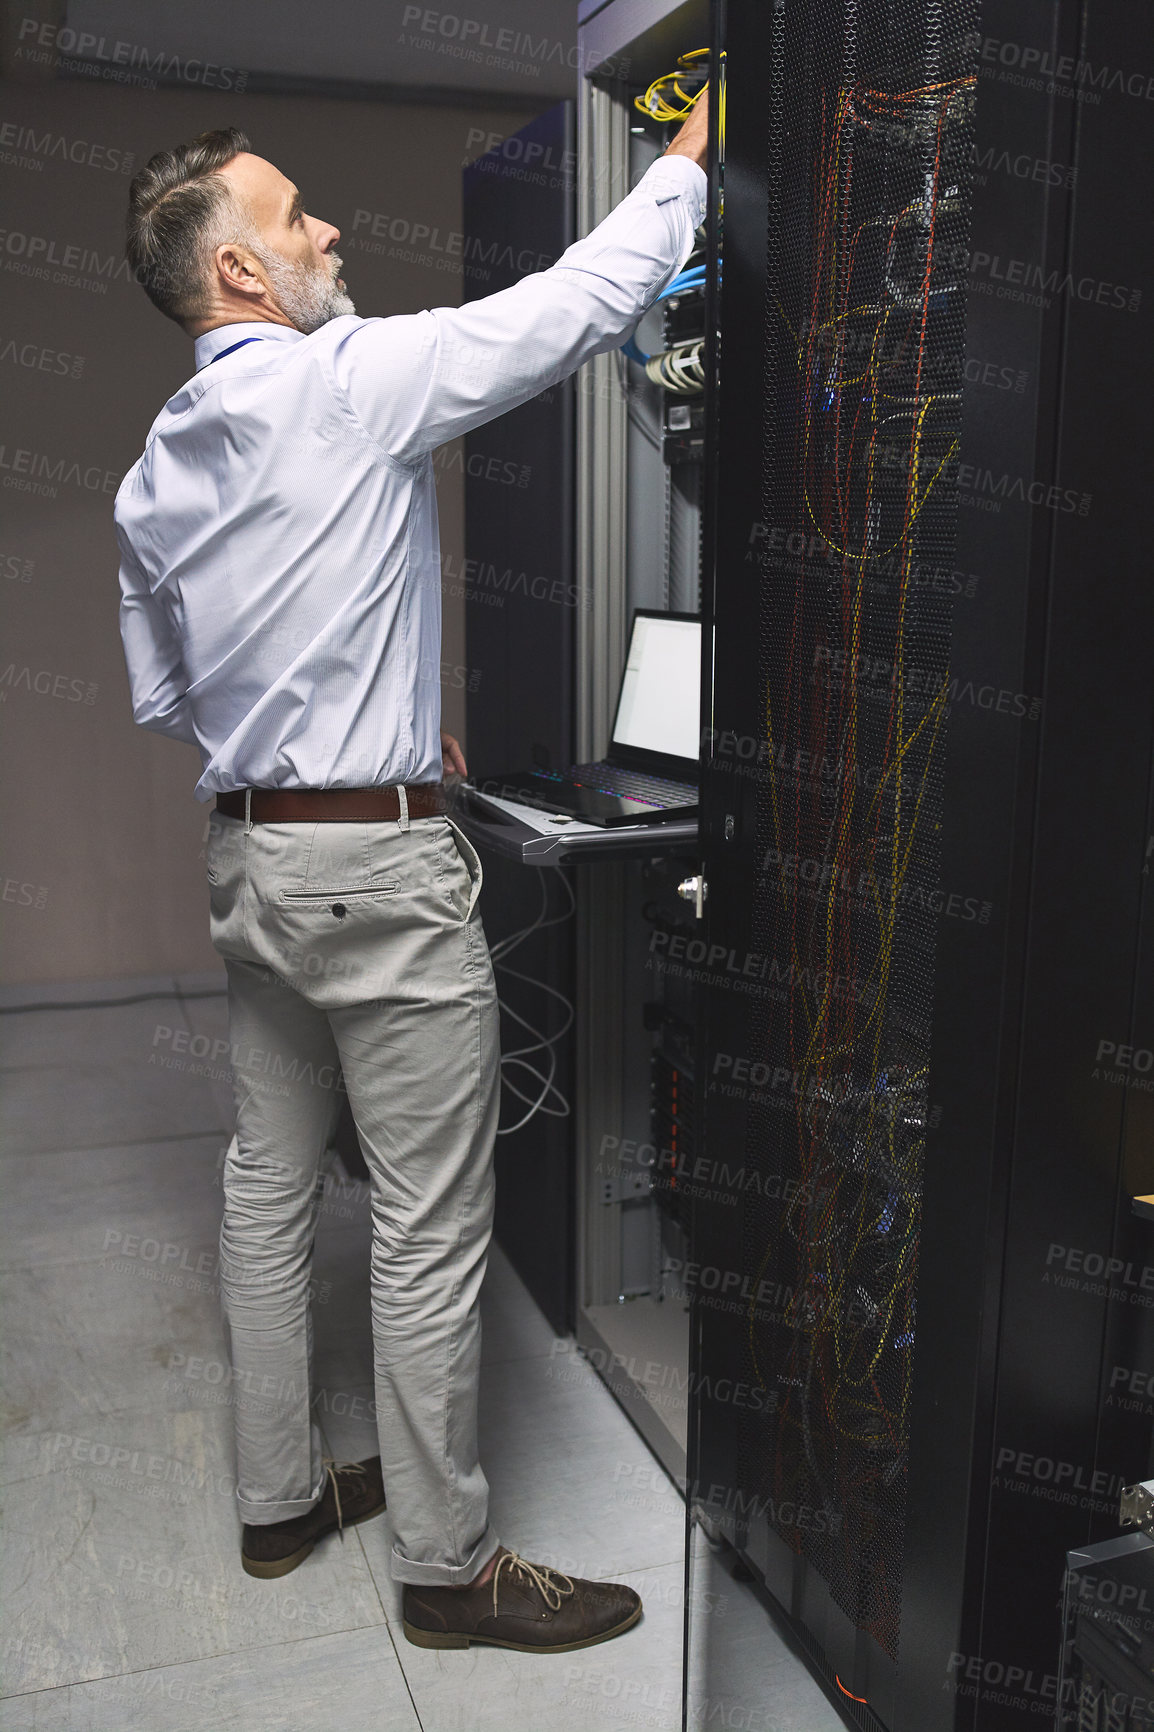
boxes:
[1061,1530,1154,1732]
[472,0,1153,1724]
[684,0,1154,1728]
[460,105,580,1335]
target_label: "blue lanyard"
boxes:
[206,336,265,366]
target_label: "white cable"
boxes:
[488,866,574,962]
[490,869,576,1135]
[644,339,705,395]
[495,970,573,1131]
[495,985,571,1131]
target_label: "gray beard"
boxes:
[256,245,356,334]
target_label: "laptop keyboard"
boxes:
[567,762,697,807]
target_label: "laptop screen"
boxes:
[610,613,701,765]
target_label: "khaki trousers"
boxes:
[204,805,501,1585]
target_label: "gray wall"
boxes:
[0,76,529,986]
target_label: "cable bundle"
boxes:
[634,47,709,122]
[644,339,704,394]
[633,47,726,154]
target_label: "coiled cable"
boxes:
[489,868,575,1134]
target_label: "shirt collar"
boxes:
[193,322,304,372]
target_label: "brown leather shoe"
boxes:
[402,1547,642,1652]
[241,1457,386,1579]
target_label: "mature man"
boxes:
[115,94,708,1652]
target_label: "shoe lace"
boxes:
[491,1550,575,1621]
[323,1458,367,1538]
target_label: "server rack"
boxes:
[461,21,712,1428]
[688,2,1154,1731]
[462,107,579,1335]
[571,0,710,1484]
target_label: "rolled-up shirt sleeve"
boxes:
[117,536,199,746]
[328,154,707,462]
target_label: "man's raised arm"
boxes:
[329,90,710,463]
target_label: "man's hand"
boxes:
[440,730,467,779]
[663,84,709,170]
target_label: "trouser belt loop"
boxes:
[396,784,410,833]
[244,787,253,835]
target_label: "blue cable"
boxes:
[622,263,713,365]
[661,268,706,296]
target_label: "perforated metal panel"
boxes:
[739,0,978,1662]
[691,0,1154,1726]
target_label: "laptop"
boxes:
[470,610,700,828]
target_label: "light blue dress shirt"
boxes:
[114,155,707,802]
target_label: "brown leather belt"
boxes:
[215,784,449,823]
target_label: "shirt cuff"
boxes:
[637,154,708,230]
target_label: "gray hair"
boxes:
[126,127,254,325]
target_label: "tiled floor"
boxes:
[0,974,845,1732]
